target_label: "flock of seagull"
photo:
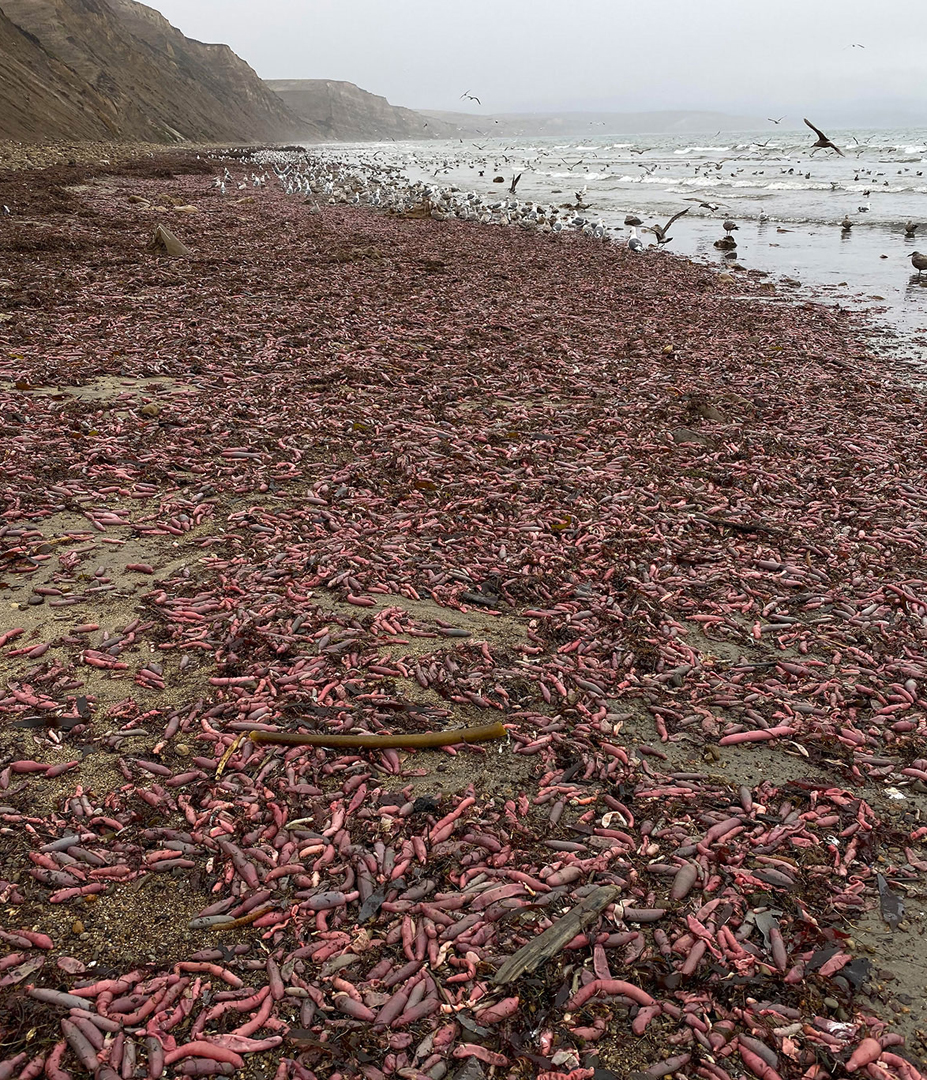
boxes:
[215,122,927,278]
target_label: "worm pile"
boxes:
[0,150,925,1080]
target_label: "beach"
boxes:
[1,148,926,1079]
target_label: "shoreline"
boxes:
[1,148,926,1078]
[306,135,927,342]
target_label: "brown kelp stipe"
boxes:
[247,721,508,750]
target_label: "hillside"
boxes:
[268,79,470,142]
[0,0,309,143]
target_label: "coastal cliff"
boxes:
[267,79,469,142]
[0,0,309,143]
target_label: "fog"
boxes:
[150,0,927,124]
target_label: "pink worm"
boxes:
[207,1036,282,1053]
[229,991,274,1036]
[738,1044,783,1080]
[430,796,476,843]
[163,1044,244,1069]
[718,727,793,745]
[452,1045,510,1067]
[846,1040,884,1073]
[879,1053,924,1080]
[175,964,243,987]
[17,1055,46,1080]
[333,994,376,1021]
[475,997,520,1024]
[644,1054,692,1077]
[43,1042,70,1080]
[0,1053,26,1080]
[567,979,655,1009]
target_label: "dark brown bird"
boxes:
[904,221,920,238]
[910,252,927,276]
[647,207,690,245]
[804,118,844,156]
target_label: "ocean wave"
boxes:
[673,145,732,154]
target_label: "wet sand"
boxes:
[0,149,926,1079]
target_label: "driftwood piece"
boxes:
[147,223,192,256]
[493,885,620,985]
[249,720,507,750]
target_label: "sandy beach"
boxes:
[0,148,925,1079]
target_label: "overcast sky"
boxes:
[149,0,927,121]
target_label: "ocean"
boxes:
[308,126,927,341]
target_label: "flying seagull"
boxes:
[647,207,690,245]
[804,118,844,156]
[767,117,784,124]
[461,91,481,105]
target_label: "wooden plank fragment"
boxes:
[492,885,620,985]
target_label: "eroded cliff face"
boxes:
[0,6,119,141]
[267,80,468,142]
[0,0,310,143]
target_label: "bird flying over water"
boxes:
[647,207,690,245]
[768,117,784,124]
[804,118,844,156]
[461,91,481,105]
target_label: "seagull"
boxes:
[911,252,927,276]
[804,118,844,156]
[647,207,690,245]
[628,227,644,253]
[509,173,522,194]
[904,222,920,238]
[461,91,481,105]
[767,117,785,124]
[722,219,738,234]
[841,216,854,231]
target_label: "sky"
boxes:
[149,0,927,123]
